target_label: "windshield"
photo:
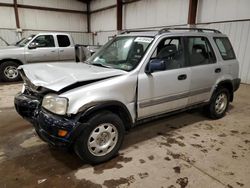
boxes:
[17,35,35,47]
[87,36,154,71]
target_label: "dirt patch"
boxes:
[164,157,171,161]
[176,177,188,188]
[218,133,227,137]
[168,185,176,188]
[219,141,224,145]
[232,151,238,159]
[76,179,102,188]
[193,134,200,137]
[173,166,181,174]
[103,175,135,188]
[236,182,244,187]
[191,144,203,148]
[93,155,132,174]
[203,123,213,130]
[148,155,154,160]
[139,159,146,164]
[161,137,186,147]
[177,136,184,140]
[230,130,239,134]
[138,172,149,179]
[244,140,250,144]
[241,132,249,135]
[225,172,234,176]
[201,149,208,153]
[166,150,195,164]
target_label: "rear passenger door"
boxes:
[57,35,75,61]
[185,36,221,105]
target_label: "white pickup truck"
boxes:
[0,33,92,82]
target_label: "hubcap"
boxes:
[87,123,118,156]
[215,93,228,114]
[4,66,18,79]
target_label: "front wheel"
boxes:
[74,111,125,164]
[0,61,21,82]
[206,88,230,119]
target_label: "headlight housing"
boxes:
[42,94,68,115]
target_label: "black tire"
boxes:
[74,111,125,164]
[206,88,230,119]
[0,61,21,82]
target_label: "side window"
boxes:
[187,37,216,66]
[57,35,70,47]
[151,37,184,70]
[32,35,55,48]
[214,37,236,60]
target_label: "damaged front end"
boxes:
[14,73,86,148]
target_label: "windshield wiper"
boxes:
[90,62,112,69]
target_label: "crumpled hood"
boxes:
[19,62,127,92]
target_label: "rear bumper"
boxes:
[14,92,87,148]
[232,78,241,92]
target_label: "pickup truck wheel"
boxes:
[0,61,21,82]
[74,111,125,164]
[207,88,230,119]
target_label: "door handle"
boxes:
[215,68,221,73]
[51,50,55,52]
[60,50,64,52]
[178,74,187,80]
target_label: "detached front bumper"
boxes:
[14,92,86,148]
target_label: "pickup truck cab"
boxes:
[15,28,240,164]
[0,33,75,82]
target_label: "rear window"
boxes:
[57,35,70,47]
[214,37,236,60]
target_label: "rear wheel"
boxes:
[0,61,21,82]
[206,88,230,119]
[74,111,125,164]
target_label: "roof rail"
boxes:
[158,27,221,34]
[120,29,157,34]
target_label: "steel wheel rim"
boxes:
[215,93,228,114]
[87,123,118,156]
[4,66,18,79]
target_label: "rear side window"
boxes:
[186,37,216,66]
[214,37,236,60]
[57,35,70,47]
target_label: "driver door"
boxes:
[137,36,191,119]
[25,34,59,63]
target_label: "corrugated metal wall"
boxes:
[90,0,116,45]
[90,0,189,45]
[0,0,91,45]
[123,0,189,29]
[197,0,250,84]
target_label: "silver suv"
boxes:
[15,28,240,163]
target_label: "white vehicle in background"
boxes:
[0,33,95,82]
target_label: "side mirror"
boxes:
[28,42,37,49]
[145,59,165,74]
